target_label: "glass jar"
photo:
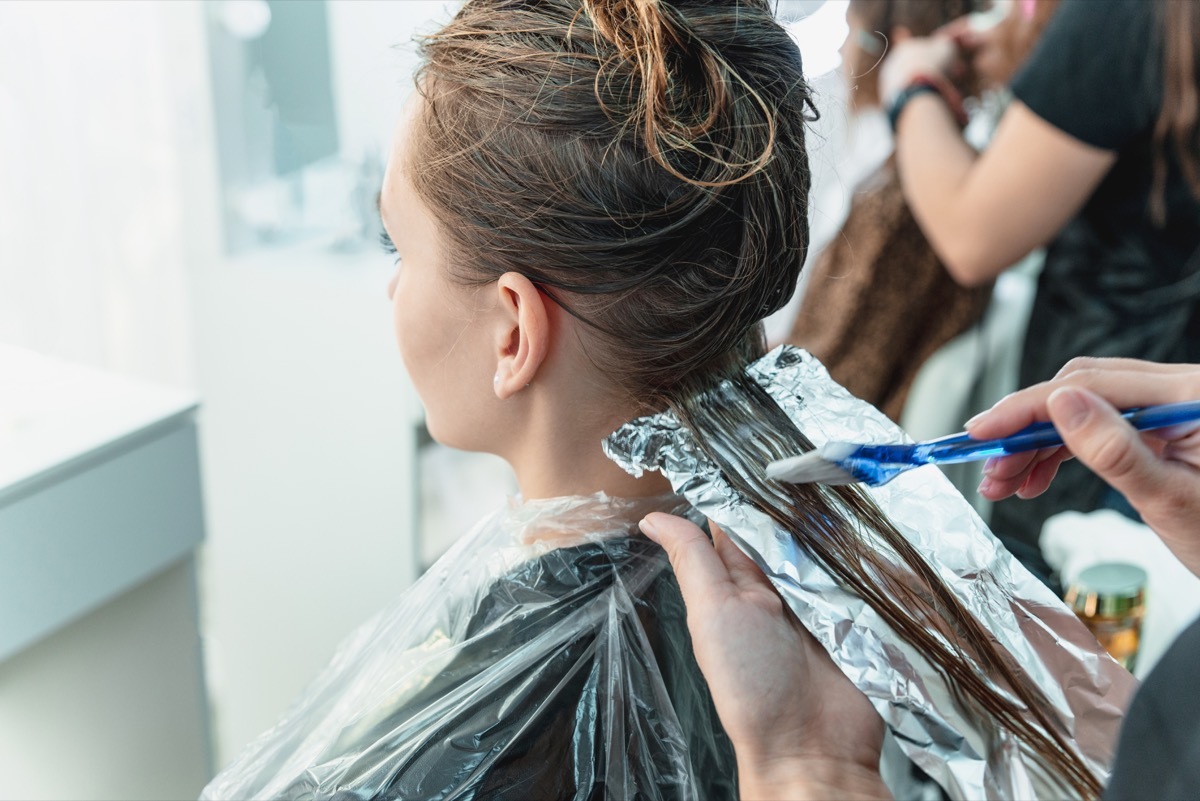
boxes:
[1064,562,1147,672]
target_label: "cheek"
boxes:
[388,268,436,388]
[390,272,494,448]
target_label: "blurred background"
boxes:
[0,1,841,797]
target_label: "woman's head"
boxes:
[385,0,814,449]
[842,0,982,108]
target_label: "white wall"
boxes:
[327,1,459,159]
[0,0,205,390]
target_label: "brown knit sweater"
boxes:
[789,158,991,422]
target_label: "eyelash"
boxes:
[379,230,400,263]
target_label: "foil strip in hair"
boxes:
[604,346,1136,800]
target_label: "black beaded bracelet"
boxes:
[886,81,943,133]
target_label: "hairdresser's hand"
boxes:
[878,35,961,107]
[940,13,1011,92]
[966,357,1200,577]
[639,513,889,801]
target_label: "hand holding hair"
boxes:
[967,357,1200,577]
[638,513,890,801]
[877,33,961,107]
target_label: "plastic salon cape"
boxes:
[201,494,737,800]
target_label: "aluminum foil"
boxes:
[604,346,1136,800]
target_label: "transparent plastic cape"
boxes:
[604,346,1137,801]
[201,494,737,800]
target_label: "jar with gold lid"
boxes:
[1064,562,1147,672]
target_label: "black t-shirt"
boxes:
[1104,614,1200,799]
[992,0,1200,563]
[1011,0,1200,315]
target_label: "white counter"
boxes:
[0,344,212,799]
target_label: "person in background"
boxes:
[787,0,990,423]
[642,357,1200,801]
[880,0,1200,584]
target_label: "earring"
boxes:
[493,373,501,388]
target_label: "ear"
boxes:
[891,25,913,44]
[492,272,550,399]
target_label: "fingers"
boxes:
[938,17,982,51]
[967,359,1200,501]
[1017,448,1074,498]
[978,446,1072,500]
[639,513,735,611]
[1055,356,1198,378]
[711,521,774,592]
[966,361,1200,439]
[936,16,972,38]
[1044,387,1167,506]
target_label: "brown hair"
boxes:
[413,0,812,396]
[1151,0,1200,223]
[846,0,984,107]
[413,0,1098,796]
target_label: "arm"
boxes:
[882,41,1116,287]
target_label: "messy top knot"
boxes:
[412,0,815,400]
[585,0,777,186]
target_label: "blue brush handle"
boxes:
[854,400,1200,466]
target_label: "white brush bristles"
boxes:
[765,442,860,485]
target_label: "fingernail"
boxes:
[1048,387,1092,432]
[977,477,994,496]
[638,515,660,542]
[964,411,986,430]
[982,456,999,475]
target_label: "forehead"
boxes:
[381,94,423,218]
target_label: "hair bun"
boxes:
[585,0,776,187]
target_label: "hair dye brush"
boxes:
[766,400,1200,487]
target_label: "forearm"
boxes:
[892,95,990,286]
[881,36,1116,286]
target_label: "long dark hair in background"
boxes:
[412,0,1099,796]
[1151,0,1200,223]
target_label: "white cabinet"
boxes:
[0,345,211,799]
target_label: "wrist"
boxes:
[737,755,891,801]
[886,73,968,133]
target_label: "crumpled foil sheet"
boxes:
[604,346,1136,800]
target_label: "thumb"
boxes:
[639,513,735,609]
[1047,387,1165,502]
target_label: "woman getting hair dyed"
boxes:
[203,1,1126,798]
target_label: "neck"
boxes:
[503,397,674,502]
